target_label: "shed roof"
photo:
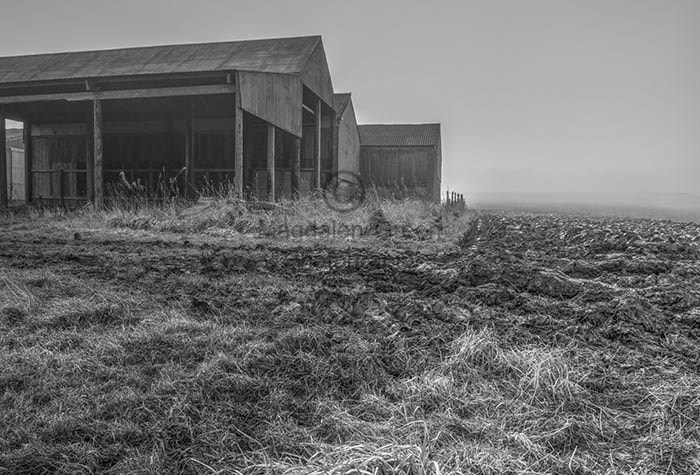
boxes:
[359,123,440,147]
[333,93,352,116]
[0,36,322,85]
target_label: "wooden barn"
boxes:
[0,35,349,208]
[359,123,442,202]
[333,93,360,175]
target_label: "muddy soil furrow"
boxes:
[2,213,698,373]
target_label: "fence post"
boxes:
[0,113,6,210]
[58,169,65,209]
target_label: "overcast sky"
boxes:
[1,0,698,196]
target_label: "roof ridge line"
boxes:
[0,35,323,61]
[359,122,440,126]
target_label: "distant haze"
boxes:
[1,0,698,198]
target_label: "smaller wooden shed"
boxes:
[359,123,441,202]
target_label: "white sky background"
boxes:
[1,0,698,196]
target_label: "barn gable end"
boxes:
[300,39,334,107]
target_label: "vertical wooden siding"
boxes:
[31,135,86,199]
[360,146,436,198]
[238,71,302,137]
[337,100,360,174]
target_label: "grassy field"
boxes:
[0,198,699,474]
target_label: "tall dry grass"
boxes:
[1,185,475,244]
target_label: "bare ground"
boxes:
[0,209,699,473]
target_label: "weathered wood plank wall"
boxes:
[360,146,436,198]
[239,71,302,137]
[337,101,360,175]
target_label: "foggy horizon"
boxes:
[1,0,698,198]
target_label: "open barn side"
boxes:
[0,36,340,208]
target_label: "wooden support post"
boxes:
[234,93,244,198]
[24,121,33,204]
[266,123,275,202]
[291,136,301,198]
[93,99,104,210]
[165,118,174,196]
[185,111,194,198]
[313,98,321,190]
[58,169,65,209]
[85,117,94,203]
[0,113,6,209]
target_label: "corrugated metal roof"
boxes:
[359,123,440,147]
[333,93,351,116]
[0,36,321,85]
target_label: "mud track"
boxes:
[2,211,699,373]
